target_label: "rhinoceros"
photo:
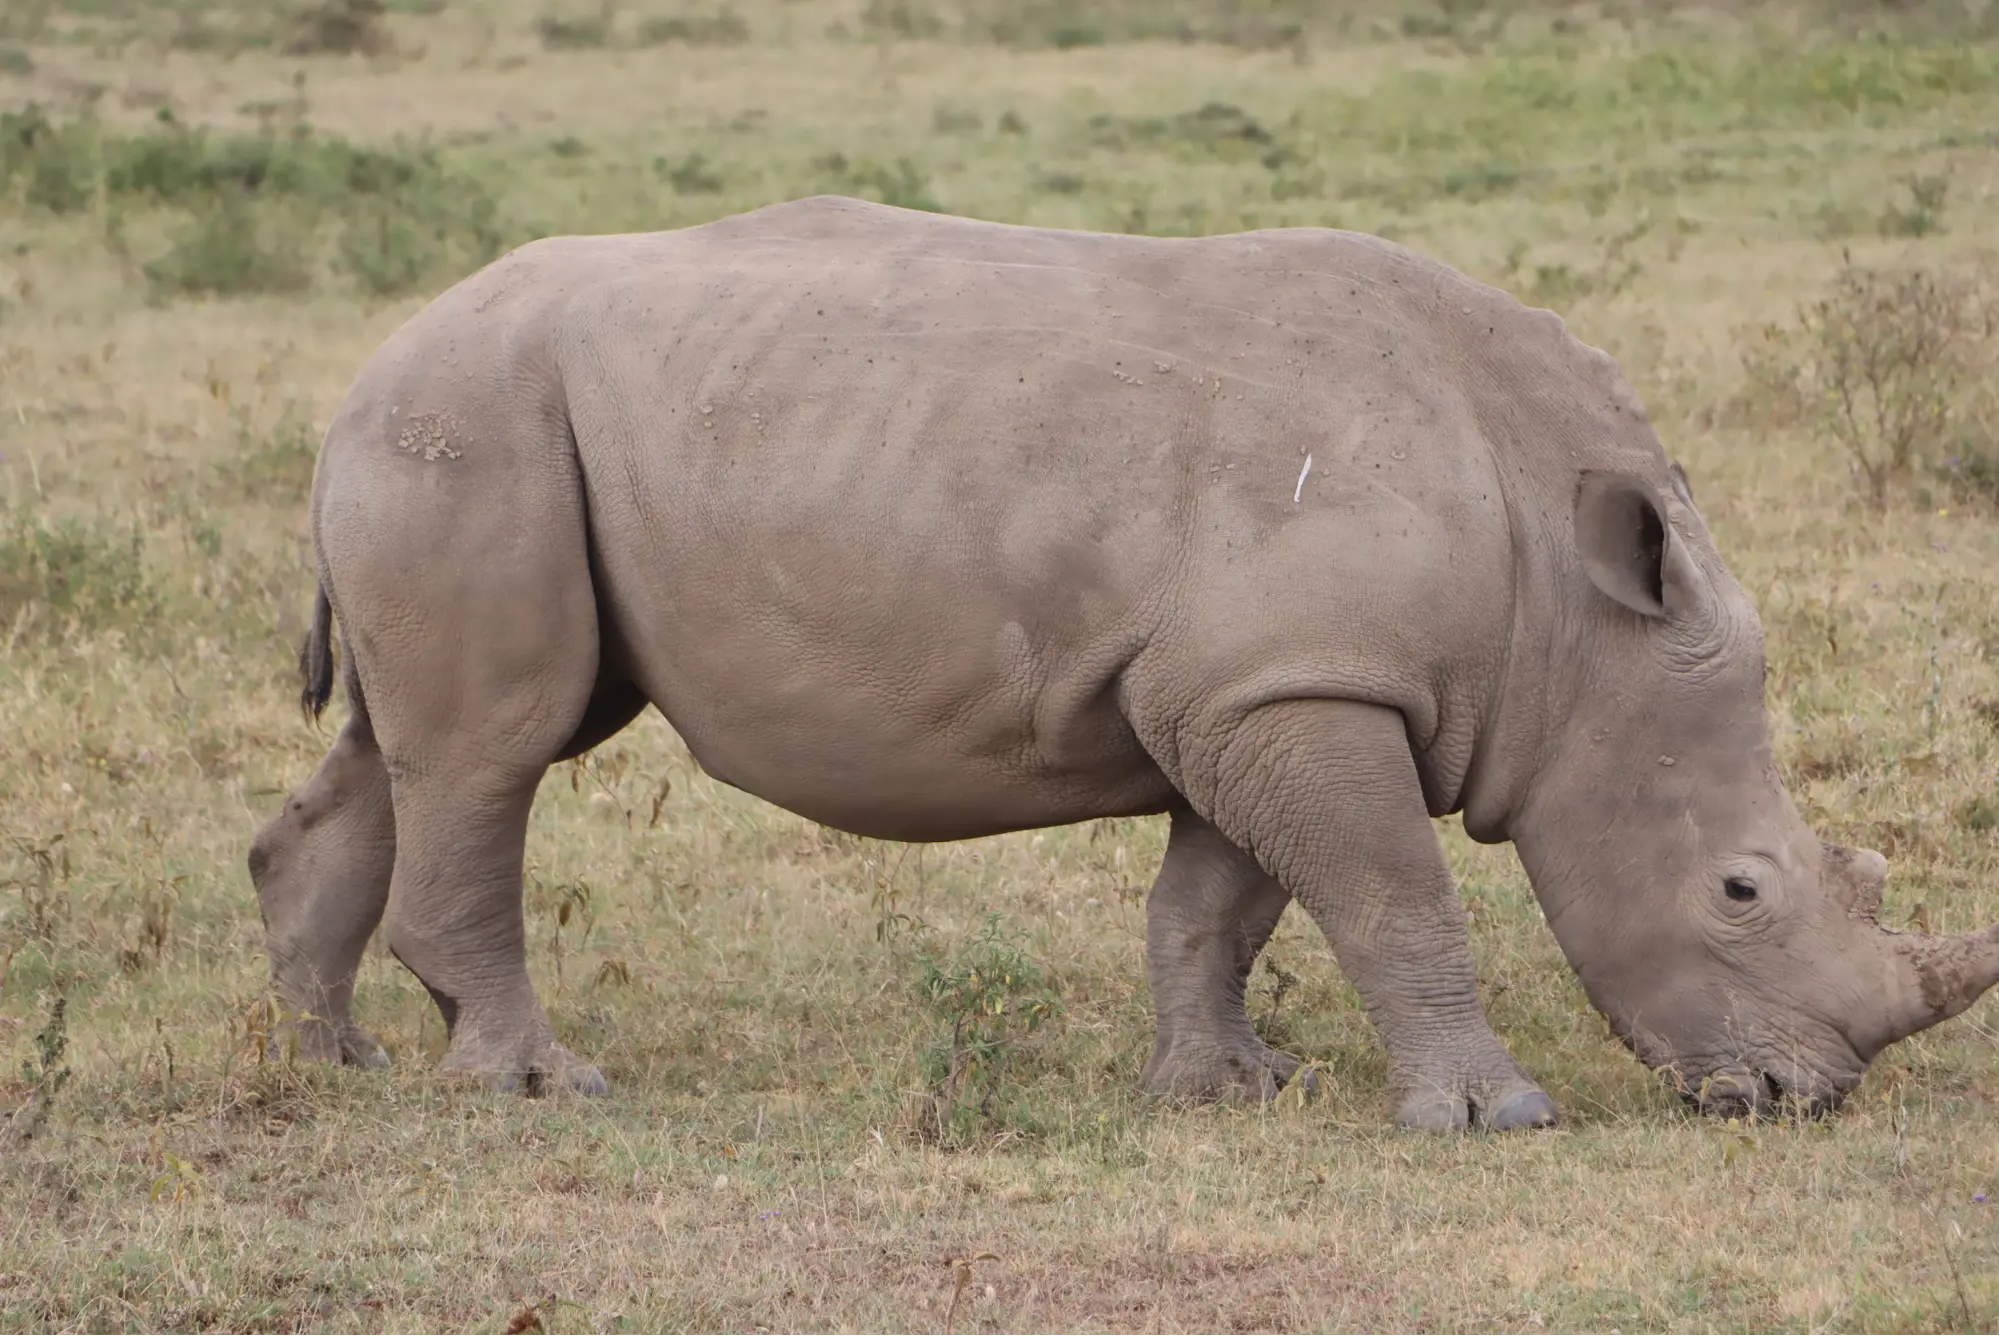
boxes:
[249,195,1999,1130]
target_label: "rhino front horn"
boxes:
[1879,923,1999,1049]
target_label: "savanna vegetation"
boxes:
[2,0,1998,1329]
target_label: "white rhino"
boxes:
[250,196,1999,1129]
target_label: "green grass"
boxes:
[2,1,1999,1330]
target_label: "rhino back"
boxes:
[391,199,1652,838]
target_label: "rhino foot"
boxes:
[285,1014,392,1071]
[1396,1076,1558,1133]
[334,1023,392,1070]
[1143,1036,1317,1104]
[441,1036,608,1097]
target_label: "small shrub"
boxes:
[1878,172,1949,238]
[212,405,321,502]
[0,45,33,76]
[915,914,1061,1147]
[0,0,52,44]
[815,153,941,212]
[145,193,315,296]
[284,0,394,56]
[0,511,156,632]
[637,8,749,45]
[1741,260,1998,508]
[536,9,613,49]
[1082,102,1289,165]
[931,103,983,135]
[961,0,1306,49]
[1,997,70,1148]
[1956,795,1999,833]
[1935,440,1999,508]
[657,151,723,194]
[1,112,506,299]
[860,0,943,40]
[0,106,93,213]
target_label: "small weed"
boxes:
[657,151,724,194]
[915,914,1061,1147]
[3,833,69,943]
[0,0,52,44]
[931,103,983,135]
[146,193,315,297]
[536,5,615,50]
[3,111,505,298]
[1955,796,1999,834]
[1935,441,1999,508]
[284,0,394,56]
[1084,101,1279,161]
[860,0,944,40]
[0,510,156,632]
[2,996,71,1148]
[1509,217,1651,309]
[637,9,750,45]
[0,45,32,76]
[1879,172,1950,238]
[814,153,941,212]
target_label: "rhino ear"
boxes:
[1574,471,1694,620]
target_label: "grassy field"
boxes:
[3,0,1999,1330]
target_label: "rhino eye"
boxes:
[1723,877,1759,903]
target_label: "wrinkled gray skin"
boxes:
[250,197,1999,1129]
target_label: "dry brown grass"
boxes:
[2,1,1998,1330]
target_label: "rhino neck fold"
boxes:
[1453,445,1568,847]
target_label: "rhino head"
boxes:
[1504,470,1999,1116]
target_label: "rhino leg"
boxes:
[250,696,394,1069]
[318,418,610,1097]
[1179,698,1558,1132]
[1141,808,1307,1102]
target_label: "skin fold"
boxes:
[250,197,1999,1127]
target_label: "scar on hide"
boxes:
[396,411,464,462]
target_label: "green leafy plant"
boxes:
[2,109,504,298]
[1742,260,1998,508]
[915,914,1061,1147]
[3,996,71,1147]
[284,0,394,56]
[637,8,750,45]
[0,511,156,632]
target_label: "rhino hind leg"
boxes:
[1174,698,1558,1132]
[250,693,395,1069]
[1141,808,1312,1102]
[314,408,614,1096]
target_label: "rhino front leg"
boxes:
[1180,698,1558,1131]
[1142,808,1306,1101]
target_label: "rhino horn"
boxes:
[1875,922,1999,1050]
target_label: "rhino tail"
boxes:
[299,583,335,720]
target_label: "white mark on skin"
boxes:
[1294,454,1314,504]
[396,411,463,462]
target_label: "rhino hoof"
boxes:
[1398,1080,1559,1132]
[446,1041,608,1097]
[1395,1092,1472,1133]
[1142,1039,1311,1104]
[1483,1088,1560,1131]
[341,1028,392,1070]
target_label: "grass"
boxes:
[2,0,1999,1329]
